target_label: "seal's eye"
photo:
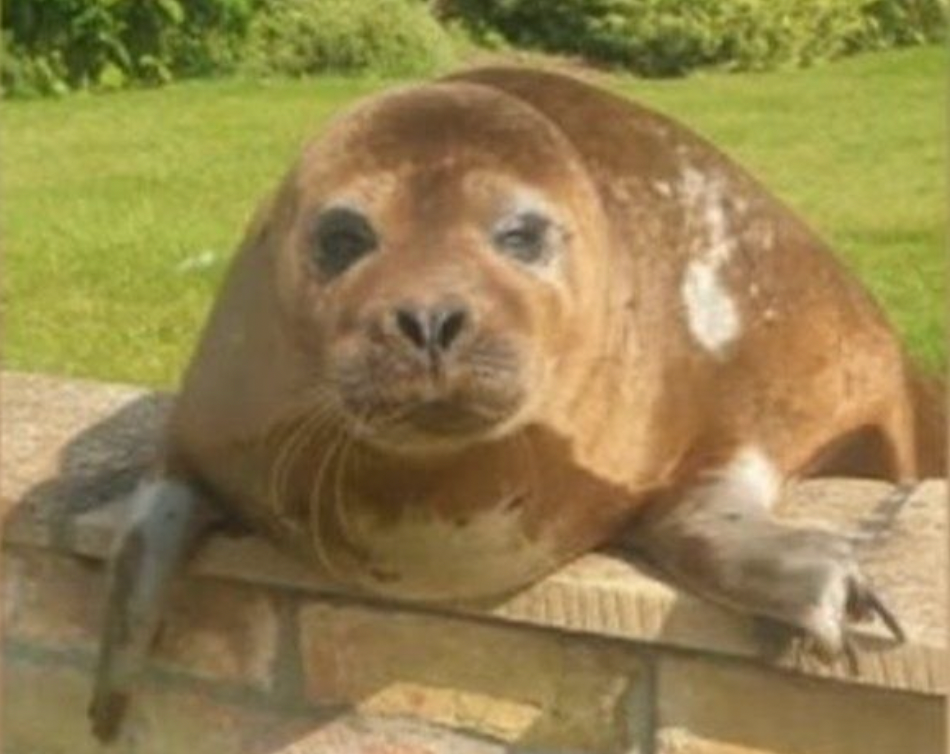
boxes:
[312,207,377,278]
[493,211,551,265]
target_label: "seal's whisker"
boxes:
[277,406,340,514]
[335,403,416,551]
[307,428,353,581]
[266,399,340,517]
[266,417,310,516]
[331,433,358,552]
[262,385,337,450]
[332,413,372,558]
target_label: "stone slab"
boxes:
[2,371,946,695]
[298,601,646,752]
[655,654,946,754]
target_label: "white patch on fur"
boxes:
[703,194,732,265]
[680,164,704,199]
[677,165,743,355]
[681,259,740,355]
[720,446,782,510]
[680,167,734,263]
[689,447,782,523]
[670,446,785,594]
[502,188,568,287]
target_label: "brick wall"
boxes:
[2,373,947,754]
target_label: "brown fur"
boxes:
[166,67,945,602]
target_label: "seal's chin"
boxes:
[341,390,528,455]
[402,399,503,436]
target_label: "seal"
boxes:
[89,66,945,740]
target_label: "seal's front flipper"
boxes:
[89,478,219,742]
[618,448,905,661]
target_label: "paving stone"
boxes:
[655,654,946,754]
[299,602,646,753]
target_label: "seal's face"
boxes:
[323,187,564,453]
[275,83,602,455]
[300,173,574,456]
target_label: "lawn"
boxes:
[1,47,944,388]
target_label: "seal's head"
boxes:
[271,82,609,455]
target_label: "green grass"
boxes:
[2,48,944,388]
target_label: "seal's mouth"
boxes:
[334,364,528,453]
[340,385,526,452]
[329,328,535,453]
[401,398,502,435]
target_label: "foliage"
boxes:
[446,0,946,75]
[1,36,70,98]
[163,0,259,78]
[858,0,947,46]
[244,0,457,77]
[1,0,258,96]
[1,0,945,96]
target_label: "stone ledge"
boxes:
[2,371,947,697]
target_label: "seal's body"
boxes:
[91,68,943,739]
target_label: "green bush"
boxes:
[1,0,944,96]
[245,0,457,77]
[2,0,180,94]
[1,36,70,98]
[858,0,947,46]
[165,0,259,77]
[0,0,257,96]
[447,0,945,75]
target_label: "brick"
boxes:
[153,578,280,689]
[253,715,511,754]
[3,547,105,649]
[3,655,352,754]
[655,728,768,754]
[656,655,946,754]
[299,602,645,753]
[1,658,134,754]
[130,686,321,754]
[2,654,510,754]
[133,688,514,754]
[3,547,280,690]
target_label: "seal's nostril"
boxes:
[395,309,428,350]
[394,304,468,353]
[434,309,467,351]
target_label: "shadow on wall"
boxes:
[12,393,172,541]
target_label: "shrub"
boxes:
[245,0,457,77]
[858,0,947,47]
[1,0,182,93]
[0,0,258,96]
[165,0,259,77]
[1,36,70,98]
[2,0,944,96]
[446,0,945,75]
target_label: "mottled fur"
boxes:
[91,67,944,741]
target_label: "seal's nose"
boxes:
[394,304,468,354]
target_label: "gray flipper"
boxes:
[89,478,219,742]
[619,452,905,661]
